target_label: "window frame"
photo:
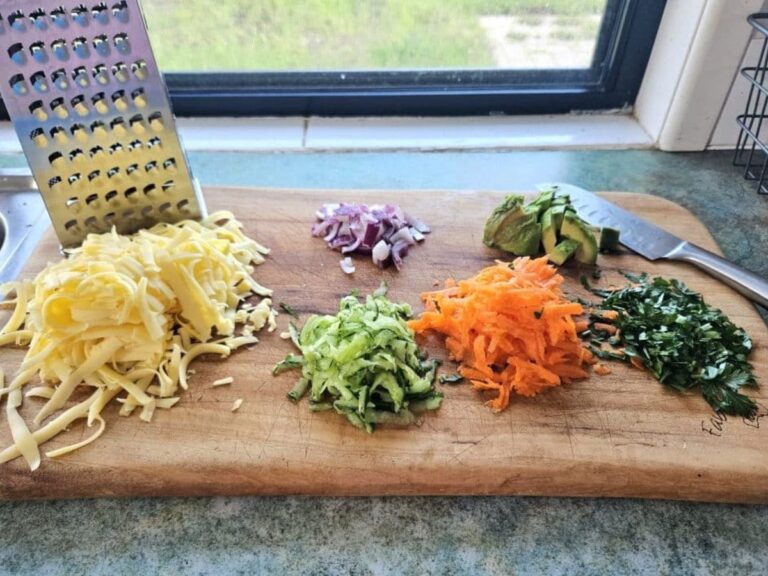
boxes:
[0,0,666,119]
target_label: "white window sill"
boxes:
[0,114,653,154]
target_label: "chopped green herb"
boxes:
[279,302,299,319]
[586,276,758,417]
[274,289,443,432]
[439,373,465,385]
[273,353,304,376]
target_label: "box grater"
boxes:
[0,0,206,248]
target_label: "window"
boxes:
[0,0,665,118]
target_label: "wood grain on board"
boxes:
[1,188,766,503]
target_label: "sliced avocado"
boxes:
[599,227,621,253]
[541,207,559,255]
[550,204,566,230]
[560,212,598,265]
[547,238,580,266]
[483,194,524,246]
[483,194,541,256]
[527,189,554,217]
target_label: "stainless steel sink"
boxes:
[0,169,50,284]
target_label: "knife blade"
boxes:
[536,183,768,309]
[537,182,683,260]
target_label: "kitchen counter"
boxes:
[1,149,767,575]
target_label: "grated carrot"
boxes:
[408,257,594,411]
[594,363,612,376]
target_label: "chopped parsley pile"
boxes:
[274,286,443,432]
[585,274,758,417]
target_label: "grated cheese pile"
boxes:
[0,211,274,471]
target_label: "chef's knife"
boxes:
[538,183,768,309]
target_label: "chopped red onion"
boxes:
[340,257,356,275]
[314,203,429,270]
[371,239,391,267]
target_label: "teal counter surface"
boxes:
[1,150,766,575]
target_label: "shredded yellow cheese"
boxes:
[212,377,234,387]
[231,398,243,412]
[0,211,273,470]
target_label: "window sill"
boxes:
[0,114,652,154]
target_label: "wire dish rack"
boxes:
[734,13,768,195]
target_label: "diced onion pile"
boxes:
[0,211,274,471]
[312,203,430,272]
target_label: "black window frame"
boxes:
[0,0,665,119]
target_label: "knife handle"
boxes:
[667,242,768,309]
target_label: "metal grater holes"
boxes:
[92,3,109,22]
[51,7,68,29]
[92,63,108,84]
[111,89,126,110]
[52,69,68,90]
[51,39,68,60]
[93,34,109,57]
[30,41,47,63]
[72,36,88,58]
[8,11,26,32]
[112,62,128,82]
[50,96,67,119]
[71,5,89,26]
[30,71,48,92]
[30,9,48,31]
[5,59,147,99]
[110,116,126,135]
[30,100,47,121]
[73,66,89,87]
[8,43,25,65]
[71,94,88,116]
[48,151,63,166]
[92,92,107,112]
[0,0,203,244]
[9,74,27,95]
[113,32,129,54]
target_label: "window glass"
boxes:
[144,0,608,72]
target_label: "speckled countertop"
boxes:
[1,150,767,575]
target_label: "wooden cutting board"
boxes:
[1,188,767,503]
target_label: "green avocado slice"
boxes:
[599,227,621,253]
[560,212,598,265]
[547,238,580,266]
[483,194,541,256]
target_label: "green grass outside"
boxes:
[143,0,605,71]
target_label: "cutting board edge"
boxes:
[3,455,767,504]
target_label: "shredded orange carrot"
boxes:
[408,257,594,412]
[630,356,645,371]
[600,310,620,321]
[593,363,612,376]
[593,322,618,335]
